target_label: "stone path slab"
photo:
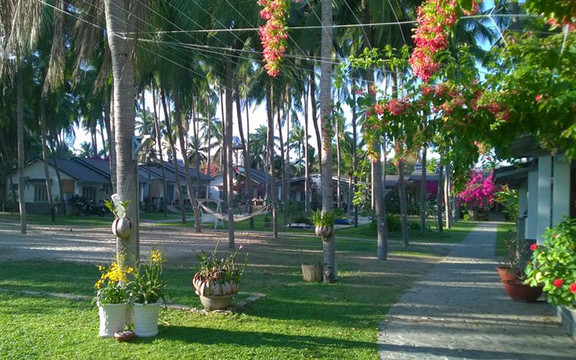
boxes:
[379,222,576,360]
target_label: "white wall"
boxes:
[7,160,73,202]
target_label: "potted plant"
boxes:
[192,244,248,311]
[525,217,576,308]
[496,232,543,302]
[94,258,133,337]
[311,210,337,240]
[299,210,338,282]
[130,249,166,337]
[496,232,526,282]
[105,194,132,239]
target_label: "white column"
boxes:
[553,155,571,225]
[518,184,528,235]
[536,156,552,243]
[526,169,538,241]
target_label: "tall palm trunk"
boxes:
[320,0,335,283]
[397,156,410,247]
[310,71,322,157]
[161,92,186,223]
[225,58,235,248]
[16,67,26,234]
[336,116,341,209]
[238,99,254,229]
[351,87,358,225]
[152,87,168,217]
[236,92,254,229]
[437,163,444,232]
[445,164,453,228]
[420,146,427,235]
[40,102,55,222]
[104,0,139,267]
[303,87,310,213]
[266,81,278,240]
[104,85,117,193]
[276,104,287,226]
[174,96,201,233]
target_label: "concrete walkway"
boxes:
[379,222,576,360]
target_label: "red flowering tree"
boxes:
[457,169,496,220]
[258,0,290,77]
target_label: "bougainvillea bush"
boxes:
[525,218,576,308]
[457,169,496,219]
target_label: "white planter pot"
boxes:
[133,302,161,337]
[98,302,128,337]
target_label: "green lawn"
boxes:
[495,222,516,258]
[0,221,476,359]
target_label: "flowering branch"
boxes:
[258,0,290,77]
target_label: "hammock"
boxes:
[198,202,269,223]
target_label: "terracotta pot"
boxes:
[502,280,543,302]
[496,266,517,282]
[196,292,235,311]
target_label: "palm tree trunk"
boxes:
[225,58,235,248]
[174,95,201,233]
[242,98,254,229]
[351,87,358,225]
[236,92,254,229]
[336,116,341,209]
[16,67,26,234]
[104,85,117,193]
[310,71,322,158]
[276,103,287,225]
[397,157,410,247]
[303,88,310,214]
[161,91,186,223]
[266,81,278,240]
[420,146,427,235]
[437,163,444,232]
[104,0,139,267]
[320,0,335,283]
[152,87,168,217]
[445,164,452,228]
[40,102,55,222]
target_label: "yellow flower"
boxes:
[150,249,164,264]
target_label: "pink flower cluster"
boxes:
[372,98,412,117]
[258,0,290,77]
[409,0,478,82]
[457,169,496,211]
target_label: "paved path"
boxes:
[379,222,576,360]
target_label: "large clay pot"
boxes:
[97,302,128,337]
[196,292,235,311]
[502,281,543,302]
[496,266,517,282]
[133,302,161,337]
[112,217,133,238]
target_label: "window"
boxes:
[82,186,97,202]
[34,184,48,202]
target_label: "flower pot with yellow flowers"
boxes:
[94,258,133,337]
[130,249,167,337]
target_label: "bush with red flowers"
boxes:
[525,217,576,307]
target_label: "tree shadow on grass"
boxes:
[137,325,374,353]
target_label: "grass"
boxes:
[495,222,516,258]
[0,221,477,359]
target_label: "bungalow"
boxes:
[5,157,210,214]
[209,166,271,202]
